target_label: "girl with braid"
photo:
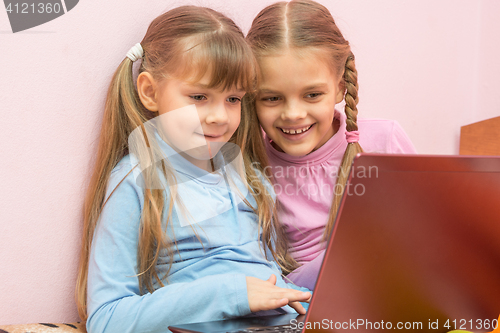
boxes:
[245,0,417,290]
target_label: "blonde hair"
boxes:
[76,5,295,321]
[246,0,363,241]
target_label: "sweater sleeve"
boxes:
[86,167,251,333]
[389,121,418,154]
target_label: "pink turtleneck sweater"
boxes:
[264,111,417,287]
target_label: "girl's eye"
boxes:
[262,96,280,102]
[190,95,207,101]
[227,97,242,104]
[305,92,323,99]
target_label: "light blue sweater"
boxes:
[86,132,310,333]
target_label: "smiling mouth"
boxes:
[279,124,313,135]
[195,132,224,140]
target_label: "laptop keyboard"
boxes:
[227,325,302,333]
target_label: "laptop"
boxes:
[169,154,500,333]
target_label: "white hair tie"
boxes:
[126,43,143,62]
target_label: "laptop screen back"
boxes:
[305,154,500,333]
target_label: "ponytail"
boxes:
[75,56,166,320]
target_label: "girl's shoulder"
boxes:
[112,154,133,175]
[94,154,145,236]
[104,154,145,207]
[357,117,403,142]
[110,154,137,183]
[358,117,401,132]
[358,118,417,154]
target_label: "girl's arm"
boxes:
[260,228,313,307]
[86,164,310,333]
[86,167,250,333]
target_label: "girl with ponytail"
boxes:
[246,0,417,290]
[76,6,311,333]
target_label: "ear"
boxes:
[137,72,159,112]
[335,78,346,104]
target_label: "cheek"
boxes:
[229,109,242,132]
[256,107,274,129]
[157,93,178,115]
[315,104,336,124]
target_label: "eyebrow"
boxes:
[192,82,209,88]
[259,83,329,94]
[303,83,329,90]
[191,82,246,93]
[187,82,212,90]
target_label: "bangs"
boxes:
[171,33,257,92]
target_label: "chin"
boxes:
[281,145,313,157]
[182,146,212,160]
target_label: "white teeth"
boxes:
[281,125,312,134]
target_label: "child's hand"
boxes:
[246,274,311,314]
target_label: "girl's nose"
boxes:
[205,104,229,124]
[281,101,307,121]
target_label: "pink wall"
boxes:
[1,0,499,325]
